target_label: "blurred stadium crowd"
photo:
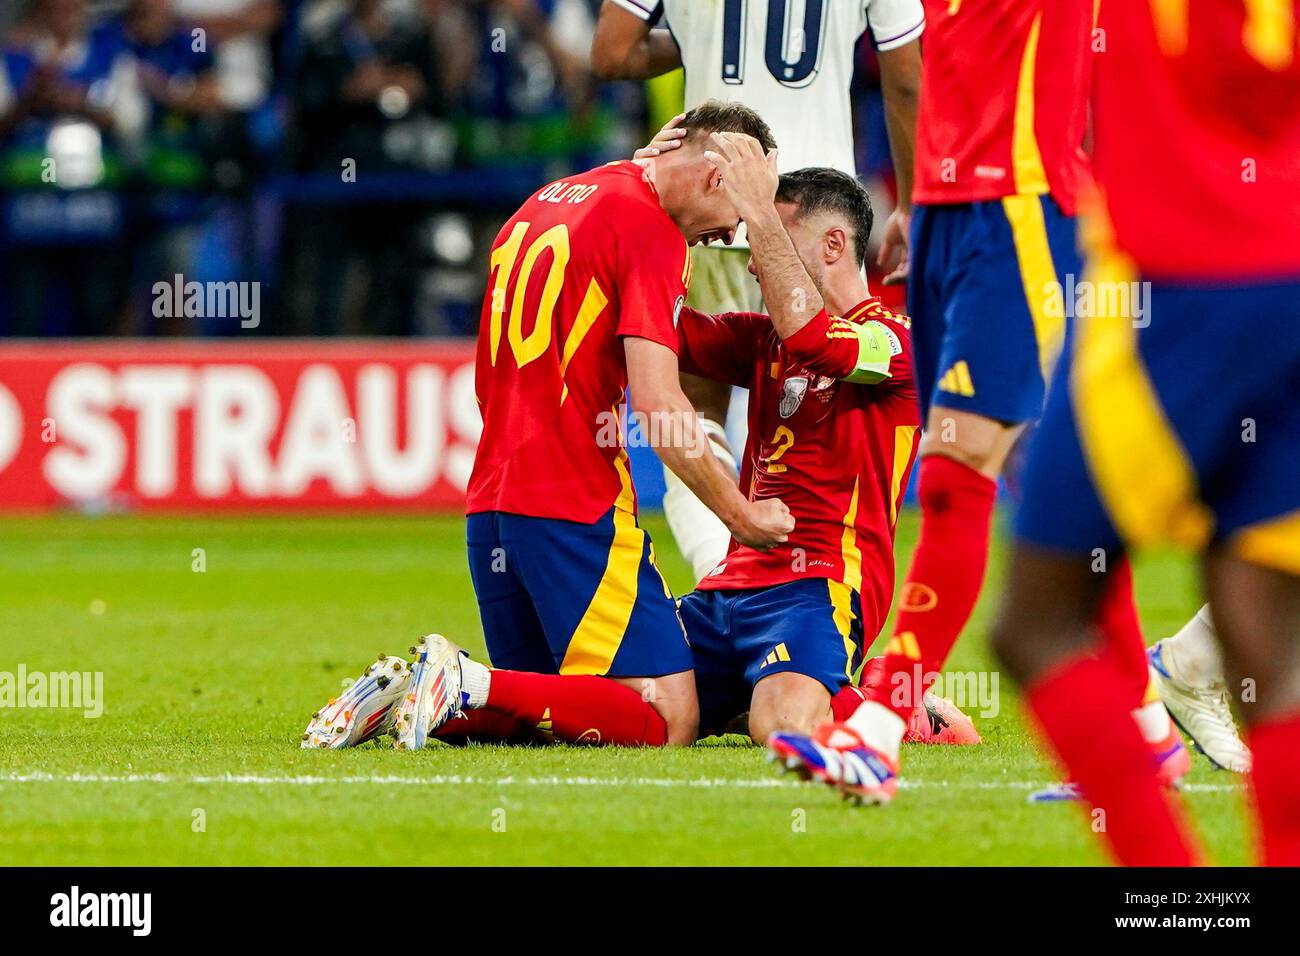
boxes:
[0,0,901,338]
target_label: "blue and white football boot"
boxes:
[301,654,411,749]
[768,722,901,805]
[1149,641,1250,772]
[392,634,465,751]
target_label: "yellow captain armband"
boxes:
[842,319,901,384]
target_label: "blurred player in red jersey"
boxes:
[991,0,1300,866]
[769,0,1188,803]
[302,101,797,751]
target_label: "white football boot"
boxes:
[301,654,411,749]
[1149,642,1251,772]
[392,634,466,751]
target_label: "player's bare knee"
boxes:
[748,673,830,743]
[748,701,808,744]
[659,697,699,746]
[919,434,997,476]
[747,696,776,743]
[642,671,700,745]
[921,408,1022,477]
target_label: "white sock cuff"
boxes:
[1133,699,1173,744]
[460,655,491,709]
[845,701,907,761]
[1165,603,1224,689]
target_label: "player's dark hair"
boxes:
[776,168,874,269]
[680,99,778,153]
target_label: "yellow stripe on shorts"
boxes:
[827,580,858,681]
[560,454,643,675]
[1070,249,1213,553]
[1002,193,1066,382]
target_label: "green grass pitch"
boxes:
[0,511,1249,866]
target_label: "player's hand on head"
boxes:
[704,132,779,222]
[633,113,688,160]
[731,497,795,551]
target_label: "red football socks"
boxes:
[1093,557,1151,708]
[432,708,534,745]
[1247,711,1300,865]
[830,684,867,722]
[482,670,669,746]
[871,455,997,719]
[1027,653,1201,866]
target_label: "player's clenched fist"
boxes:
[729,497,795,552]
[703,131,779,226]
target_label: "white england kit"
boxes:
[614,0,924,178]
[614,0,924,582]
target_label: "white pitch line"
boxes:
[0,771,1240,794]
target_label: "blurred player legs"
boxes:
[997,267,1300,865]
[842,197,1180,770]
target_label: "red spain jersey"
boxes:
[677,299,921,630]
[1090,1,1300,279]
[466,161,691,522]
[912,0,1093,214]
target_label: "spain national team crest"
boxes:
[779,376,808,418]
